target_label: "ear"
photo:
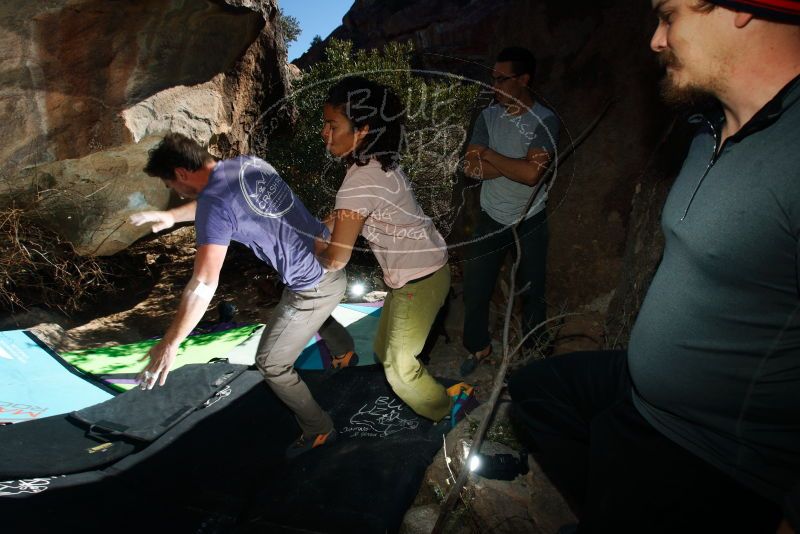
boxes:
[733,11,754,28]
[518,73,531,88]
[354,124,370,142]
[174,167,190,182]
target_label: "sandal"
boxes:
[460,344,492,377]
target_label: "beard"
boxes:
[659,77,717,109]
[657,50,718,110]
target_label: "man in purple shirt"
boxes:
[131,133,354,457]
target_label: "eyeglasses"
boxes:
[490,74,520,85]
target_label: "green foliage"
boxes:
[277,8,301,44]
[257,39,480,240]
[310,34,323,48]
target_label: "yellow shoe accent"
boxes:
[446,382,474,398]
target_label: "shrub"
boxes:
[255,39,480,241]
[277,8,301,45]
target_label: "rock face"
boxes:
[298,0,675,343]
[12,136,168,255]
[0,0,290,255]
[604,119,694,344]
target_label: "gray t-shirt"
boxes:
[629,76,800,502]
[469,102,560,225]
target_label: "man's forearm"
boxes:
[170,201,198,224]
[483,150,550,186]
[464,151,503,180]
[161,277,216,346]
[139,244,226,388]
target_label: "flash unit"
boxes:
[469,451,529,481]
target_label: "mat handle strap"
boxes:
[86,419,129,442]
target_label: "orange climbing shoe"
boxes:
[331,351,359,369]
[285,429,338,459]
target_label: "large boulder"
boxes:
[0,0,290,255]
[12,136,168,256]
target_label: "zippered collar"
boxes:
[679,73,800,222]
[692,72,800,142]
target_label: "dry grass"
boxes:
[0,206,112,314]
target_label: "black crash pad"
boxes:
[2,365,457,534]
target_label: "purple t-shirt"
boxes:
[195,156,326,291]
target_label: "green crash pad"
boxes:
[61,324,262,390]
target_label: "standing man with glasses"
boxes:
[460,46,560,375]
[509,1,800,531]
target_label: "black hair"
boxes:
[144,132,214,181]
[324,76,405,172]
[495,47,537,86]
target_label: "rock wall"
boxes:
[0,0,290,255]
[298,0,675,344]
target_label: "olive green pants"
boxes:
[374,264,451,422]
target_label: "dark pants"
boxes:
[508,350,782,533]
[462,209,547,353]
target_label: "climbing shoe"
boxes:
[286,428,338,459]
[447,382,479,428]
[331,351,359,369]
[460,345,492,377]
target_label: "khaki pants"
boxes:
[255,270,347,438]
[374,265,451,422]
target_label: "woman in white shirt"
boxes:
[316,76,475,425]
